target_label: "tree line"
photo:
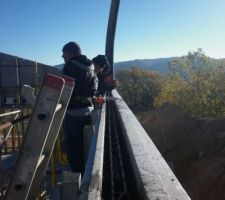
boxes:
[116,49,225,117]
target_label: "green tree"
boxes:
[154,49,225,117]
[116,67,161,112]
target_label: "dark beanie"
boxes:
[92,55,110,69]
[62,42,81,55]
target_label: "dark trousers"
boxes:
[63,113,91,174]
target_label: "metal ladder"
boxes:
[5,74,75,200]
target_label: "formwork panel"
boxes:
[19,65,36,86]
[0,52,58,106]
[46,67,62,77]
[0,66,17,87]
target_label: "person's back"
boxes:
[63,54,96,110]
[62,42,97,175]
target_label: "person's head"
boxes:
[92,55,110,74]
[62,42,81,62]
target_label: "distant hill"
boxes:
[54,57,225,74]
[54,63,64,70]
[54,57,177,73]
[114,57,178,73]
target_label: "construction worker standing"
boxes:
[62,42,97,175]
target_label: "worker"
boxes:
[62,42,97,175]
[92,55,118,105]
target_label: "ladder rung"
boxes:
[37,154,46,168]
[56,104,62,112]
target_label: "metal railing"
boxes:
[0,109,25,199]
[0,110,23,153]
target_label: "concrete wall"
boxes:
[112,90,191,200]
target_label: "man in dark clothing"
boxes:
[62,42,97,175]
[92,55,117,97]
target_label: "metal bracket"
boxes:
[21,85,36,108]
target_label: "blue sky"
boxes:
[1,0,225,65]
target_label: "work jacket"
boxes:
[63,55,97,110]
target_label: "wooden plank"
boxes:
[27,76,74,200]
[79,105,106,200]
[87,105,106,200]
[60,171,81,200]
[5,74,65,200]
[0,110,21,118]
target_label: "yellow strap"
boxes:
[50,153,56,186]
[56,135,68,165]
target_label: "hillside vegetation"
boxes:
[116,49,225,200]
[137,104,225,200]
[114,57,176,73]
[117,49,225,117]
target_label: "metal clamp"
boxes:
[21,85,36,108]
